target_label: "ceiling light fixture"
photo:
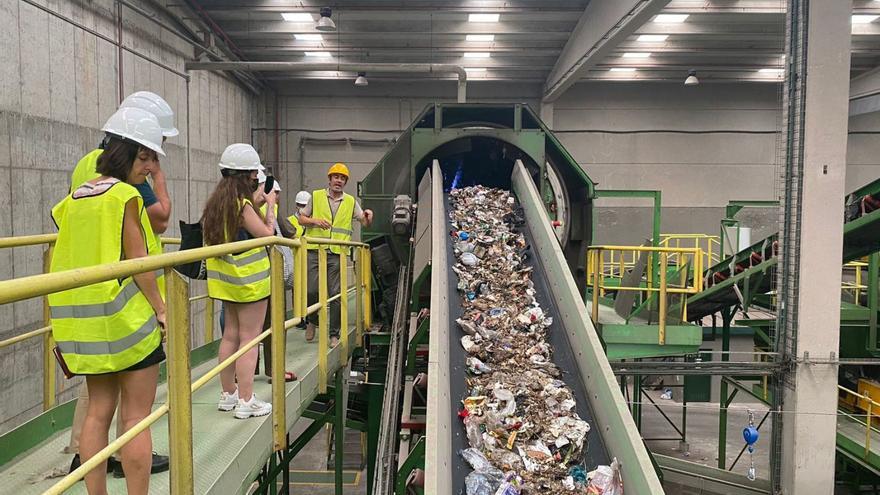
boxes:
[305,51,332,57]
[623,52,651,58]
[355,72,368,86]
[464,52,491,58]
[469,13,500,23]
[853,15,879,24]
[282,13,314,22]
[758,68,784,75]
[295,34,323,41]
[684,69,699,86]
[609,67,637,72]
[316,7,337,32]
[464,67,487,72]
[653,14,689,23]
[466,34,495,42]
[637,34,669,42]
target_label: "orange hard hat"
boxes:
[327,162,350,179]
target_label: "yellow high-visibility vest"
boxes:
[258,203,278,220]
[206,199,271,303]
[70,149,163,252]
[70,149,103,193]
[287,213,304,238]
[305,189,354,255]
[49,179,163,374]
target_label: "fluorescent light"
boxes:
[653,14,689,23]
[637,34,669,42]
[464,52,491,58]
[609,68,637,72]
[305,51,332,57]
[295,34,323,41]
[758,68,784,74]
[466,34,495,42]
[281,13,314,22]
[464,67,487,72]
[853,15,879,23]
[622,52,652,58]
[469,13,500,22]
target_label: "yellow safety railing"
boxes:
[587,245,704,345]
[0,235,185,411]
[0,234,371,495]
[838,385,880,459]
[658,233,720,268]
[843,260,869,302]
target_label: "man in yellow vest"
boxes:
[64,92,177,477]
[299,163,373,345]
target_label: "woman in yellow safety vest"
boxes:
[202,143,277,419]
[49,107,167,494]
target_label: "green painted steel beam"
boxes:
[725,200,779,219]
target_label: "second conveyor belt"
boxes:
[423,159,665,494]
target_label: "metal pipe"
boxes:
[184,62,469,102]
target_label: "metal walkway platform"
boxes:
[0,298,358,495]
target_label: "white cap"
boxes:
[101,107,166,156]
[219,143,264,171]
[120,91,178,137]
[295,191,311,205]
[257,170,281,191]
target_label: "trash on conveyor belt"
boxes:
[449,186,623,494]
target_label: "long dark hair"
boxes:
[96,137,152,182]
[202,172,260,246]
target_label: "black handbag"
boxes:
[175,220,207,280]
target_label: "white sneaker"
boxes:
[218,389,239,411]
[234,394,272,419]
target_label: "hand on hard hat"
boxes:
[102,107,166,156]
[120,91,178,137]
[219,143,263,171]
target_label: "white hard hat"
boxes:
[101,107,166,156]
[120,91,178,137]
[295,191,311,205]
[257,170,282,191]
[219,143,264,171]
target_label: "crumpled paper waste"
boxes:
[450,186,606,493]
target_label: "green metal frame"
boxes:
[394,436,425,495]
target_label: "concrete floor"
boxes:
[278,418,367,495]
[639,388,771,481]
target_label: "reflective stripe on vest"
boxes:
[49,180,162,375]
[206,198,271,303]
[305,189,355,255]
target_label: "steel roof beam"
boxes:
[543,0,671,102]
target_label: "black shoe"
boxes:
[69,454,118,474]
[112,452,170,478]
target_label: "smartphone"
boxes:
[263,176,275,194]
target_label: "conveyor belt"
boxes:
[424,160,665,493]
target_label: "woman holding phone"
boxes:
[202,143,276,419]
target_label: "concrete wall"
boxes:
[0,0,269,433]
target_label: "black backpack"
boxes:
[174,220,207,280]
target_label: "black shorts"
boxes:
[121,343,166,373]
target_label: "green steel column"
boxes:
[335,369,345,495]
[718,306,732,469]
[366,380,384,495]
[633,367,642,431]
[870,253,879,353]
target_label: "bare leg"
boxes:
[234,299,269,400]
[66,381,90,454]
[80,374,120,495]
[218,301,241,394]
[116,364,159,495]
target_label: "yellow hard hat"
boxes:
[328,162,350,179]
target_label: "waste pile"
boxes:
[449,186,623,495]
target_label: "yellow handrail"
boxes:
[587,245,704,345]
[0,234,372,495]
[838,385,880,458]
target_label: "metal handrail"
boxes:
[587,245,704,346]
[0,234,372,495]
[838,385,880,459]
